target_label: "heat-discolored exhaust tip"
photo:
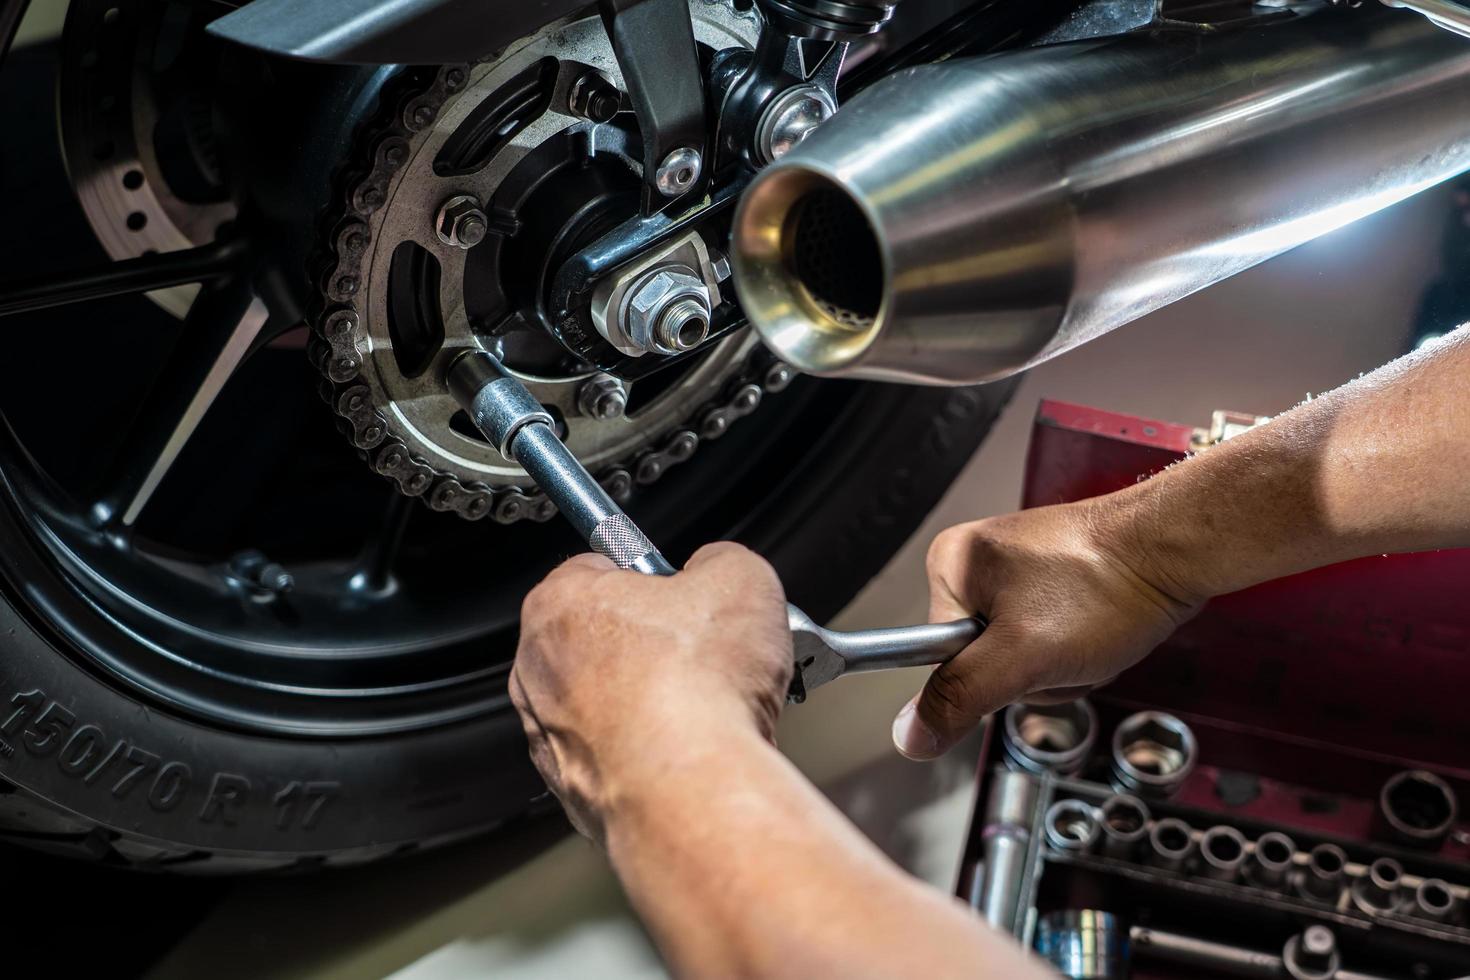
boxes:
[731,165,888,376]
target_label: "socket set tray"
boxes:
[956,401,1470,979]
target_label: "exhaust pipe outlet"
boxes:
[732,10,1470,385]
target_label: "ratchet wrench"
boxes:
[447,350,983,701]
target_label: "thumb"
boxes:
[683,539,754,570]
[892,622,1031,761]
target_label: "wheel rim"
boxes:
[0,0,835,737]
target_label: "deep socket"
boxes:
[1098,794,1151,860]
[1298,843,1348,904]
[1376,769,1458,850]
[1148,817,1195,873]
[1110,711,1197,798]
[1002,700,1097,776]
[1249,831,1296,890]
[1199,825,1247,882]
[976,770,1038,933]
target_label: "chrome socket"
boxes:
[976,770,1039,933]
[1036,910,1128,980]
[1098,794,1151,861]
[1045,798,1101,854]
[1249,831,1296,890]
[1297,843,1348,904]
[1282,925,1340,980]
[1110,711,1197,799]
[1376,769,1458,851]
[1414,878,1460,923]
[1351,857,1405,915]
[1199,825,1248,883]
[1002,699,1098,776]
[1148,817,1196,873]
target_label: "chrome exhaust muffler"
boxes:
[731,9,1470,385]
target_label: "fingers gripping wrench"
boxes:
[447,351,983,701]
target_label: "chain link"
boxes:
[309,61,791,524]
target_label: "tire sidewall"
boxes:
[0,379,1014,863]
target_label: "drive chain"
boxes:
[307,60,791,524]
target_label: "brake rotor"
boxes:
[58,0,238,318]
[311,2,782,522]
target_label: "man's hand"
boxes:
[894,499,1202,760]
[511,542,793,842]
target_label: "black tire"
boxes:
[0,4,1019,873]
[0,377,1014,872]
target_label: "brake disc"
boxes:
[310,1,793,522]
[58,0,238,318]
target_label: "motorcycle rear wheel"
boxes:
[0,2,1015,871]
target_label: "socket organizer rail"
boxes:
[955,401,1470,980]
[962,750,1470,978]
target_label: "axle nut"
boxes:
[625,267,712,354]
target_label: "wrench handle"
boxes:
[836,617,985,675]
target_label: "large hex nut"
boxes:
[624,267,711,354]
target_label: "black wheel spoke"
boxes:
[351,491,415,594]
[91,280,268,528]
[0,240,247,318]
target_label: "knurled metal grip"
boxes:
[589,513,659,570]
[447,352,553,459]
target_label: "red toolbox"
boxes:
[957,400,1470,979]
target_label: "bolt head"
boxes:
[455,213,488,248]
[436,194,489,250]
[655,147,702,197]
[569,74,621,123]
[757,85,837,165]
[595,391,626,419]
[578,373,628,420]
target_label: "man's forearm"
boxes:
[601,724,1046,978]
[1104,329,1470,602]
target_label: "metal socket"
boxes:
[1351,857,1405,915]
[1002,699,1097,776]
[1414,878,1459,923]
[1045,799,1101,854]
[1199,825,1248,883]
[1111,711,1197,798]
[1283,925,1340,980]
[1376,769,1458,850]
[1148,817,1196,873]
[446,352,554,459]
[1249,831,1296,890]
[976,770,1038,933]
[1098,794,1151,861]
[1036,910,1128,979]
[1297,843,1348,904]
